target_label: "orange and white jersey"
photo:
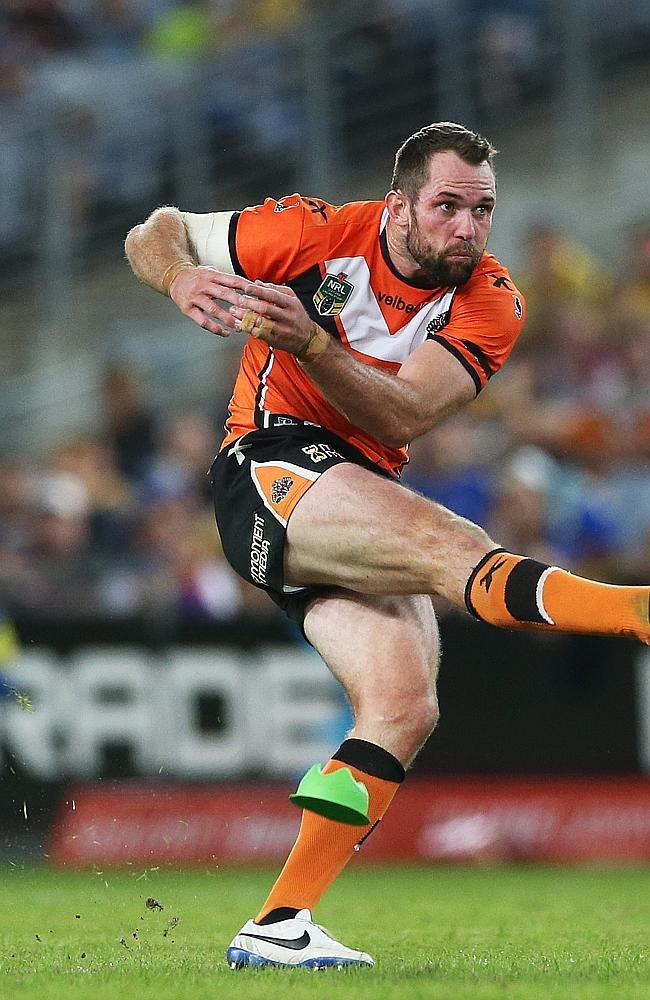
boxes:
[182,194,526,477]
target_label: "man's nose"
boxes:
[454,210,476,240]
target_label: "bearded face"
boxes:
[405,210,484,286]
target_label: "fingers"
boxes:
[252,279,297,299]
[187,306,229,337]
[240,282,293,307]
[230,298,286,323]
[171,267,299,341]
[237,309,275,341]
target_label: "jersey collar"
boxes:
[379,219,445,292]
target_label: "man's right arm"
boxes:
[124,207,245,336]
[124,207,195,293]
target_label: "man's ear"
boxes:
[385,190,410,227]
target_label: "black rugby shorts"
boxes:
[210,417,393,627]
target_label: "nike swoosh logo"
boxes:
[245,930,310,950]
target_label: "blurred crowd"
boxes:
[1,219,649,622]
[0,0,549,78]
[0,1,556,253]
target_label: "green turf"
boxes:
[2,864,650,999]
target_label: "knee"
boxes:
[358,686,439,755]
[407,690,440,745]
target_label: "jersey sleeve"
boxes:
[182,194,337,284]
[427,268,526,395]
[233,195,343,283]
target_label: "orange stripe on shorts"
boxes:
[250,460,320,526]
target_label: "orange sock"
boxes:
[255,739,404,922]
[466,548,650,643]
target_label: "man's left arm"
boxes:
[296,334,477,447]
[222,280,511,447]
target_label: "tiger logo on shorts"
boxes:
[271,476,294,504]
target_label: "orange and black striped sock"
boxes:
[466,548,650,644]
[255,739,404,923]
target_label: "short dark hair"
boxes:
[391,122,497,201]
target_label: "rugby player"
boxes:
[125,122,650,970]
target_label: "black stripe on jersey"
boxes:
[287,266,341,339]
[461,339,495,380]
[429,335,482,396]
[228,212,246,277]
[254,349,275,428]
[379,227,445,292]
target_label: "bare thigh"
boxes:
[285,462,494,608]
[304,588,441,766]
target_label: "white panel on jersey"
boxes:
[181,211,235,273]
[324,256,456,364]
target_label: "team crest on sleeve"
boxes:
[313,272,354,317]
[513,295,523,320]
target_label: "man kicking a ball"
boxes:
[125,122,650,970]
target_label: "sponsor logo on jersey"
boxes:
[313,272,354,317]
[301,443,344,463]
[491,275,512,289]
[426,310,451,335]
[250,512,271,586]
[273,196,299,213]
[272,416,299,427]
[271,476,294,504]
[513,295,523,320]
[376,291,420,314]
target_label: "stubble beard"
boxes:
[406,220,483,287]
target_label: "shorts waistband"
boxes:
[261,413,323,431]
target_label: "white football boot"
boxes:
[226,908,374,970]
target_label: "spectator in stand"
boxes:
[517,220,612,338]
[50,435,136,555]
[404,412,498,528]
[486,445,621,577]
[74,0,145,61]
[5,0,82,58]
[146,0,216,62]
[19,470,103,615]
[102,366,157,483]
[0,459,34,607]
[141,411,218,506]
[613,217,650,321]
[135,497,243,618]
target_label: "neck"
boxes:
[384,219,420,280]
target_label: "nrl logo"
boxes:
[271,476,294,504]
[313,272,354,317]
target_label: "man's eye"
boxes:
[439,202,454,212]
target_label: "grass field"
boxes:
[2,864,650,999]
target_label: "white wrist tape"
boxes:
[180,210,235,273]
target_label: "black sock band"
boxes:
[504,557,552,624]
[331,738,405,784]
